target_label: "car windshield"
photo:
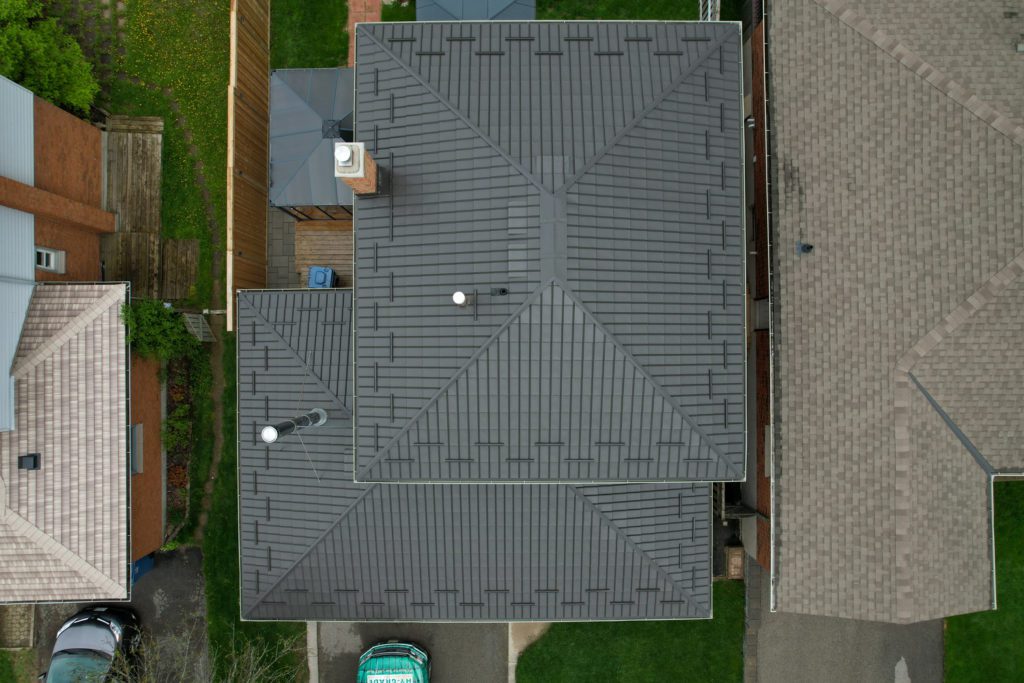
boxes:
[46,650,112,682]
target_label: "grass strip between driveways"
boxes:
[516,580,745,682]
[945,482,1024,682]
[203,334,306,680]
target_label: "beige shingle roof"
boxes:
[0,283,128,602]
[769,0,1024,622]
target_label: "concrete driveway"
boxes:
[317,622,509,682]
[754,571,943,683]
[34,547,208,679]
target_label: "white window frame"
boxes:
[35,246,66,274]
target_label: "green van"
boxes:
[356,641,431,683]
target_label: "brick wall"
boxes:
[130,355,164,561]
[34,219,102,281]
[28,97,108,282]
[34,98,103,206]
[348,0,383,65]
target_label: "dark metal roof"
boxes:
[237,289,712,621]
[269,68,355,207]
[416,0,535,21]
[353,21,746,483]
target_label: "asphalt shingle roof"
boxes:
[237,289,713,621]
[0,284,129,602]
[352,21,746,483]
[769,0,1024,623]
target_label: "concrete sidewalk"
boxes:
[747,563,943,683]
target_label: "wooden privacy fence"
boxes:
[226,0,271,330]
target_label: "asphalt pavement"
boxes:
[34,547,208,679]
[317,621,509,682]
[755,574,943,683]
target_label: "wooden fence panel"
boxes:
[226,0,270,330]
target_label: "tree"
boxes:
[0,0,99,113]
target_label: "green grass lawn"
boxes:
[109,0,229,309]
[516,581,745,682]
[382,1,418,22]
[203,334,306,681]
[945,482,1024,681]
[271,0,349,69]
[538,0,698,19]
[0,649,34,683]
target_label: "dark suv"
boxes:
[40,606,141,682]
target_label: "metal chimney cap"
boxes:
[260,425,280,444]
[334,144,353,166]
[334,141,366,178]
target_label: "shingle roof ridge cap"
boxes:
[0,508,126,598]
[269,73,329,204]
[568,485,708,611]
[895,248,1024,376]
[244,484,381,617]
[557,23,738,194]
[12,284,124,379]
[888,250,1024,621]
[355,279,554,480]
[811,0,1024,147]
[243,294,352,416]
[356,23,550,195]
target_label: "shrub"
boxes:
[163,404,193,453]
[122,300,202,363]
[0,0,99,113]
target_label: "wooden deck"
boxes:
[295,219,353,287]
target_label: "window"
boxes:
[35,247,66,274]
[130,424,144,474]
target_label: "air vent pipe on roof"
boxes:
[260,409,327,444]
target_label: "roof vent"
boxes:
[453,291,476,307]
[18,453,40,470]
[261,408,327,444]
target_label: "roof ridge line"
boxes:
[895,247,1024,377]
[568,486,707,610]
[1,508,125,598]
[556,284,739,477]
[557,27,736,194]
[358,279,739,481]
[269,74,331,202]
[243,295,351,416]
[245,484,380,616]
[355,280,553,480]
[12,284,124,379]
[357,26,551,196]
[812,0,1024,147]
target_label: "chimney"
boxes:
[334,141,378,195]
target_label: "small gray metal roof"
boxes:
[416,0,535,21]
[237,289,712,621]
[353,21,746,483]
[269,68,355,208]
[0,77,35,431]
